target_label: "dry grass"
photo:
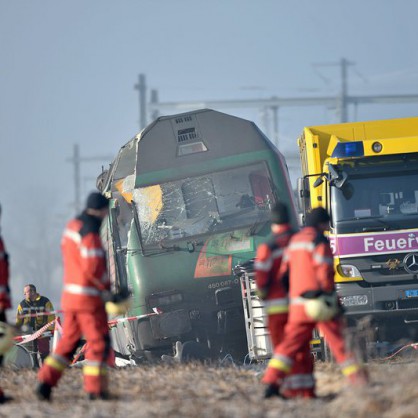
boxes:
[1,354,418,418]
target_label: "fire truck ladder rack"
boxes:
[236,263,330,362]
[240,270,273,361]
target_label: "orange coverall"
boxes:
[0,233,11,392]
[38,211,111,396]
[0,235,11,322]
[255,224,314,397]
[263,226,365,393]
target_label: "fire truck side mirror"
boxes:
[313,176,324,188]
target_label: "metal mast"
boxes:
[66,144,113,213]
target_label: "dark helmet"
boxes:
[270,202,290,225]
[86,192,109,210]
[305,207,330,227]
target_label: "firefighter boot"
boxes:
[263,384,280,399]
[0,389,13,404]
[35,382,52,401]
[262,366,286,399]
[88,391,118,401]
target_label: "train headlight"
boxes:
[338,264,363,278]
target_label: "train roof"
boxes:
[134,108,276,174]
[100,109,279,193]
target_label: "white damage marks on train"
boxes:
[132,162,275,247]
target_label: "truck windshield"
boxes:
[331,159,418,233]
[133,162,275,246]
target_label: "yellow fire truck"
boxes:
[296,116,418,341]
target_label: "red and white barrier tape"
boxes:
[107,312,158,327]
[14,318,57,345]
[13,311,160,345]
[16,310,63,319]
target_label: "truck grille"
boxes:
[347,253,418,283]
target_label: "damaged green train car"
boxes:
[98,109,297,361]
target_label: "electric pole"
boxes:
[66,144,113,213]
[313,58,354,122]
[339,57,350,123]
[134,73,147,130]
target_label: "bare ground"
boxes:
[1,353,418,418]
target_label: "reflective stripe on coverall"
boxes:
[0,236,11,314]
[16,294,55,359]
[255,225,314,395]
[254,225,294,344]
[38,211,111,395]
[262,226,363,392]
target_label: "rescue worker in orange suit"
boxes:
[255,202,314,399]
[36,192,123,401]
[262,207,368,398]
[0,204,11,326]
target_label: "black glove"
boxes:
[111,288,131,303]
[301,289,324,299]
[281,271,290,293]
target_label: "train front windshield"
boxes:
[133,162,275,246]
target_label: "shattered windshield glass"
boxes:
[133,162,275,246]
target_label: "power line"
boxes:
[136,59,418,147]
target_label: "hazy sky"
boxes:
[1,0,418,308]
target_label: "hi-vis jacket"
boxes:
[254,225,294,315]
[0,235,11,310]
[280,226,335,322]
[16,294,55,331]
[61,211,110,312]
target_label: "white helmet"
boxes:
[0,322,15,355]
[305,293,339,322]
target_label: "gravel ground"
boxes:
[1,353,417,418]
